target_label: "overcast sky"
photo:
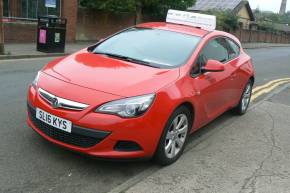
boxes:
[248,0,290,13]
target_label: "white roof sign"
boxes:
[166,9,216,31]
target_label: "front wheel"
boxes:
[233,80,253,115]
[154,106,192,166]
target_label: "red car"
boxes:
[27,11,255,165]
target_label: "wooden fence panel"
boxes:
[232,29,290,44]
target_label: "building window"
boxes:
[3,0,61,19]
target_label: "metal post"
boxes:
[59,0,62,17]
[0,0,5,55]
[36,0,38,18]
[26,0,28,18]
[7,0,10,17]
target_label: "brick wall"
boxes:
[61,0,78,42]
[4,22,37,43]
[76,9,136,41]
[77,9,290,44]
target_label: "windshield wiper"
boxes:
[93,52,160,68]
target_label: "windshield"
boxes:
[92,28,201,68]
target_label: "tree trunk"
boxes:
[135,2,143,25]
[0,0,4,55]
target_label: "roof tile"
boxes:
[188,0,242,11]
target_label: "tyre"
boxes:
[233,80,253,115]
[154,106,192,166]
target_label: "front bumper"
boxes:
[26,75,171,159]
[27,103,111,148]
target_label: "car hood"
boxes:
[42,50,180,97]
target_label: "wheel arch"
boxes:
[249,76,255,85]
[175,101,195,128]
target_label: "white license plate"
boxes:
[36,108,72,133]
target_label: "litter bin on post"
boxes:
[37,16,67,53]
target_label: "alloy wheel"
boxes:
[164,114,189,159]
[241,83,252,112]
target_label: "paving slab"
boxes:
[267,87,290,106]
[125,88,290,193]
[0,41,95,60]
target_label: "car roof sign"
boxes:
[166,9,216,31]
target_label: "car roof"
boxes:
[137,22,211,37]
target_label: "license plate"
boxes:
[36,108,72,133]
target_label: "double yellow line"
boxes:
[251,78,290,102]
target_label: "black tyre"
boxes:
[233,80,253,115]
[154,106,192,166]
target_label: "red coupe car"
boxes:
[27,11,255,165]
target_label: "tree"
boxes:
[0,0,4,55]
[79,0,196,23]
[202,9,239,32]
[253,9,290,32]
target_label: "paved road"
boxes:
[0,47,290,193]
[125,86,290,193]
[245,47,290,86]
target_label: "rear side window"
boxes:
[226,39,240,60]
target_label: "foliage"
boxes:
[202,9,239,32]
[254,9,290,31]
[254,9,290,25]
[257,20,275,32]
[79,0,196,18]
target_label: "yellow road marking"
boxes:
[252,78,290,94]
[251,78,290,102]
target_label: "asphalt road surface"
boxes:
[245,47,290,86]
[0,47,290,193]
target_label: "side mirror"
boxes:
[202,60,225,72]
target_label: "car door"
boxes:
[190,37,236,123]
[225,38,245,102]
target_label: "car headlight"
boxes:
[96,94,155,118]
[32,71,41,88]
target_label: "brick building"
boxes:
[3,0,78,43]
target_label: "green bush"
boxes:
[201,9,239,32]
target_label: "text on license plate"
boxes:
[36,108,72,133]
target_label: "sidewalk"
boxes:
[243,42,290,49]
[118,85,290,193]
[0,42,290,60]
[0,41,95,60]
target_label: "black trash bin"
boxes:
[37,16,67,53]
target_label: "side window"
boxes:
[226,39,240,60]
[201,38,229,63]
[192,38,229,75]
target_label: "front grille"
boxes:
[27,103,110,148]
[38,88,89,111]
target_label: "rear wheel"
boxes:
[233,80,253,115]
[154,106,192,166]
